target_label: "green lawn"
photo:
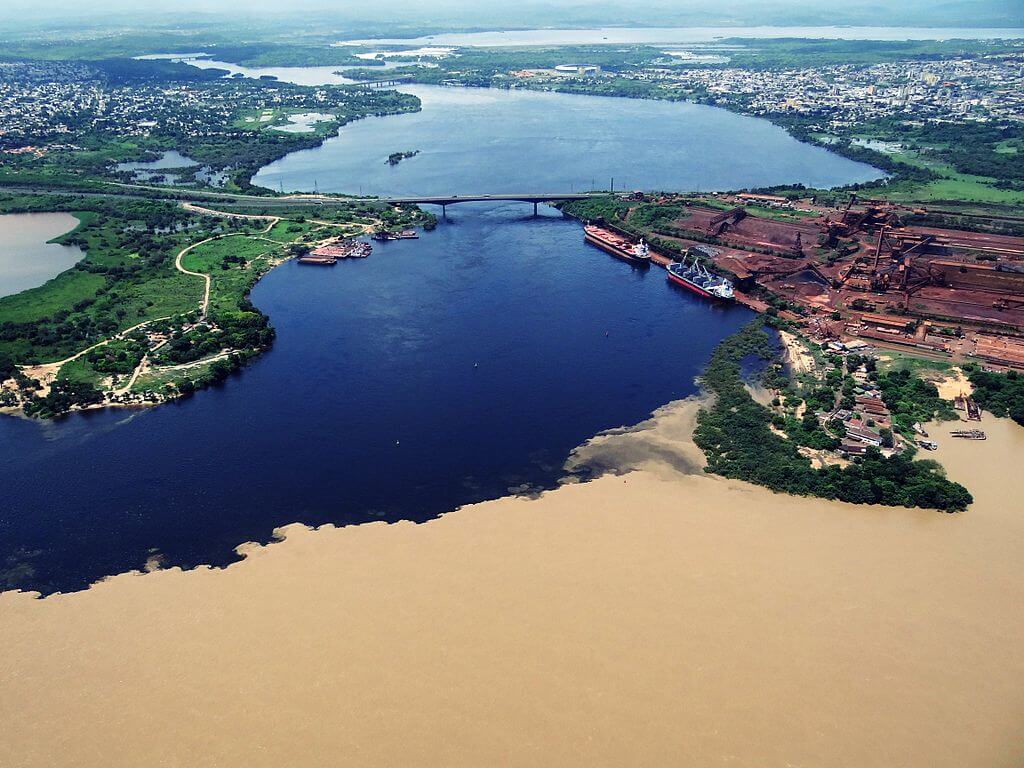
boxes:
[876,352,953,376]
[874,147,1024,205]
[0,270,107,324]
[181,233,288,315]
[264,220,319,242]
[57,355,110,387]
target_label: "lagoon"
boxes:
[0,213,85,299]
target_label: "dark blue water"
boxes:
[0,205,751,594]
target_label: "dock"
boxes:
[953,392,982,421]
[298,239,372,265]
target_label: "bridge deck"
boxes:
[382,193,601,206]
[0,182,608,210]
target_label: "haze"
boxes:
[1,0,1021,30]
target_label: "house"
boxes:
[845,427,883,446]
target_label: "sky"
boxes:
[1,0,1021,28]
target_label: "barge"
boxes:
[372,229,419,241]
[950,429,986,440]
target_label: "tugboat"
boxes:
[666,257,735,301]
[583,225,651,265]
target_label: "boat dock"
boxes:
[953,392,982,421]
[372,229,419,241]
[298,239,372,265]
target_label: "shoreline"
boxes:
[0,204,420,420]
[1,379,1004,597]
[2,396,1022,766]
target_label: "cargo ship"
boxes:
[583,225,651,265]
[666,258,735,301]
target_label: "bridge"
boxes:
[359,75,415,89]
[0,183,609,216]
[378,193,603,216]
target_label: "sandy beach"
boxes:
[2,401,1023,767]
[933,365,975,400]
[778,329,816,375]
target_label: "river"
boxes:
[0,213,85,299]
[185,60,882,196]
[338,25,1024,47]
[0,206,754,594]
[0,64,880,595]
[2,47,1023,768]
[254,85,882,196]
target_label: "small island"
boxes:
[387,150,420,165]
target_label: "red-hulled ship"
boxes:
[666,258,735,301]
[583,225,651,265]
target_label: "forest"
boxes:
[967,366,1024,426]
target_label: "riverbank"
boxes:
[2,394,1022,767]
[0,212,85,299]
[0,196,432,419]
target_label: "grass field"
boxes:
[181,234,285,315]
[0,270,108,325]
[867,147,1024,206]
[875,351,953,376]
[57,355,110,387]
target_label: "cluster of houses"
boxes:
[0,60,357,149]
[831,392,895,456]
[815,340,903,458]
[640,53,1024,128]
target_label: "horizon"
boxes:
[1,0,1022,32]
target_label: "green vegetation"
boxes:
[0,198,204,363]
[22,379,104,419]
[0,191,433,416]
[59,336,148,385]
[966,366,1024,426]
[694,322,973,512]
[559,196,630,222]
[876,368,959,434]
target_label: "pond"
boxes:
[0,212,85,299]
